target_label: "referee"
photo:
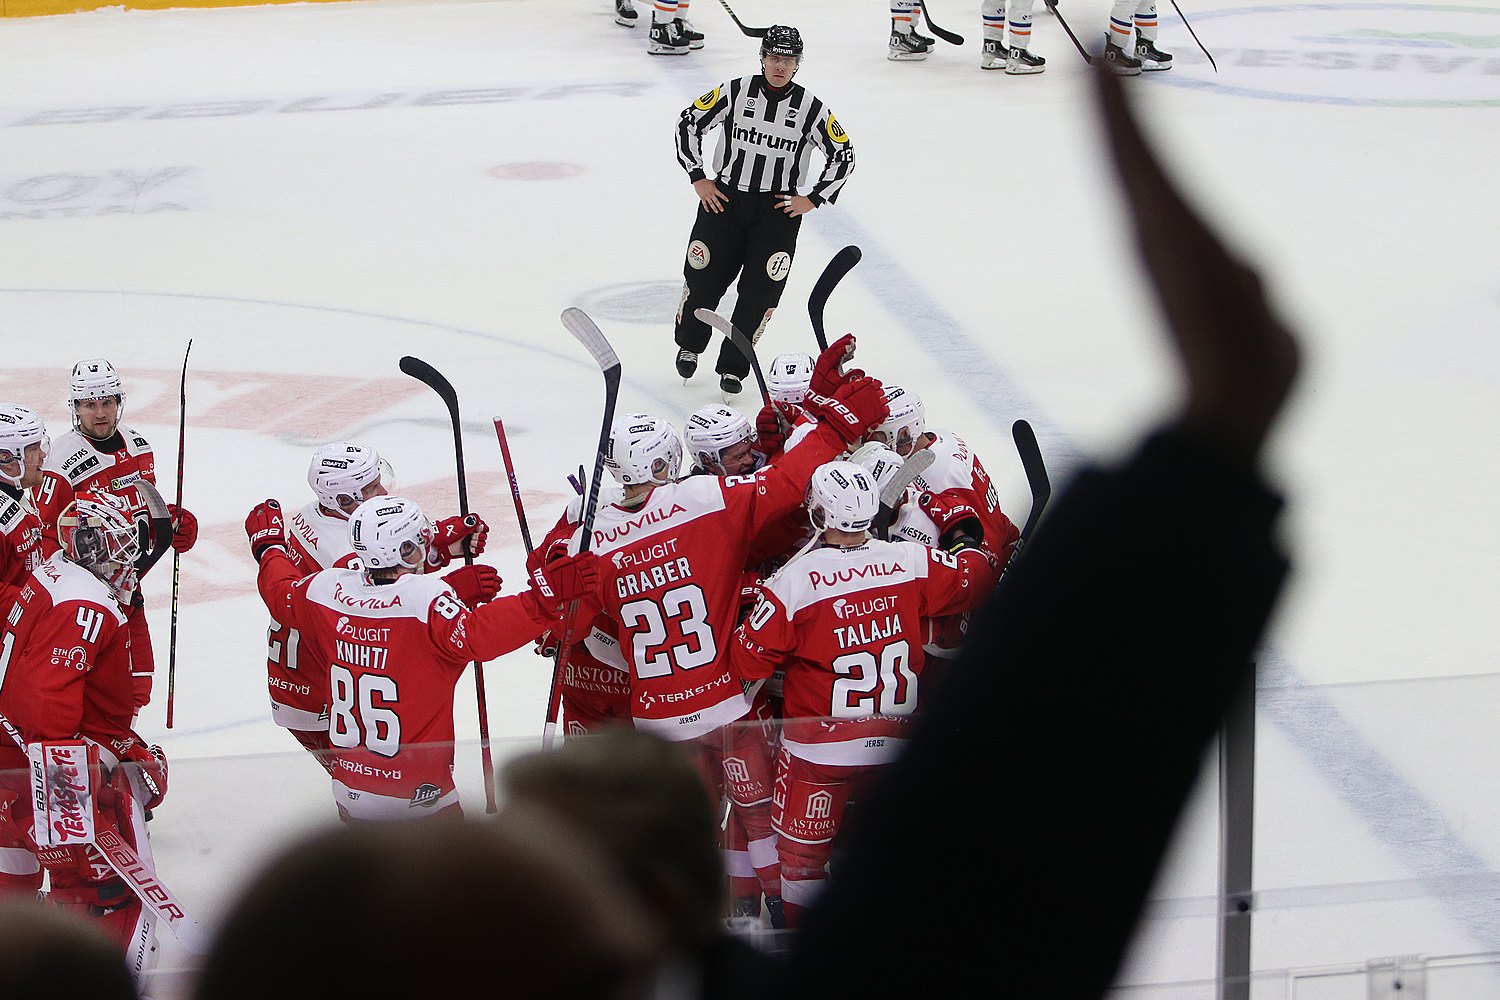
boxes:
[670,25,855,396]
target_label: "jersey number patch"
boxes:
[329,665,401,757]
[831,639,916,718]
[621,584,717,680]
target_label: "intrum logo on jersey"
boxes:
[49,646,89,670]
[808,561,903,590]
[409,783,442,809]
[333,581,402,610]
[730,124,798,152]
[832,595,895,620]
[335,616,390,642]
[595,503,689,547]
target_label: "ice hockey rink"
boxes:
[2,0,1498,994]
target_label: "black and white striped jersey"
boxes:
[675,74,854,207]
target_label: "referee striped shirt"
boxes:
[675,75,855,207]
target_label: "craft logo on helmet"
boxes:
[1162,4,1500,107]
[321,458,351,470]
[409,784,442,809]
[374,503,403,518]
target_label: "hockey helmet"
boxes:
[59,491,141,573]
[870,385,926,456]
[348,496,433,572]
[806,460,879,535]
[308,442,393,515]
[684,404,762,476]
[766,353,814,404]
[0,404,49,489]
[760,24,804,61]
[605,413,683,487]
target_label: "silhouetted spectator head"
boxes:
[193,808,662,1000]
[501,729,725,948]
[0,900,136,999]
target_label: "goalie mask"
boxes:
[605,414,683,487]
[870,385,926,456]
[348,496,433,573]
[806,461,879,535]
[58,491,141,598]
[684,405,763,477]
[0,404,49,489]
[766,353,814,405]
[309,441,393,515]
[68,358,126,436]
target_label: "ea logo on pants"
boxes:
[766,251,792,282]
[687,240,711,270]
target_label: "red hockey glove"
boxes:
[533,627,561,659]
[167,503,198,553]
[809,333,862,398]
[756,401,800,457]
[428,514,489,568]
[443,563,501,606]
[531,552,600,611]
[919,491,983,537]
[245,500,286,562]
[122,741,168,811]
[803,376,890,446]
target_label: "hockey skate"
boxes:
[910,25,937,47]
[980,37,1010,69]
[1103,39,1143,75]
[676,349,699,380]
[887,27,931,61]
[649,19,691,54]
[719,372,743,397]
[1006,46,1046,74]
[674,16,705,49]
[1135,37,1173,70]
[614,0,638,27]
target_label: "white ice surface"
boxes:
[2,0,1499,995]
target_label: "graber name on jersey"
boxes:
[616,557,694,599]
[834,614,904,650]
[335,640,389,670]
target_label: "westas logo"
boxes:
[333,581,402,610]
[808,562,904,590]
[595,503,689,546]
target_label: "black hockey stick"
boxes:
[808,245,861,353]
[917,1,965,45]
[1007,419,1051,571]
[545,308,623,749]
[1169,0,1217,72]
[134,480,176,577]
[870,448,934,540]
[399,355,497,814]
[166,339,191,729]
[716,0,769,37]
[695,307,793,439]
[1044,0,1093,64]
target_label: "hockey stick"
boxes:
[1169,0,1218,73]
[1005,419,1051,574]
[166,339,190,730]
[917,1,965,45]
[134,480,175,577]
[398,356,496,814]
[715,0,769,37]
[492,417,535,555]
[545,308,622,749]
[695,307,792,439]
[871,449,935,540]
[808,245,862,353]
[1044,0,1093,64]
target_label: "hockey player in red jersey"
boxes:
[0,404,51,608]
[570,352,888,925]
[261,441,489,768]
[245,494,596,821]
[0,491,177,983]
[729,461,999,925]
[33,360,200,719]
[866,383,1021,564]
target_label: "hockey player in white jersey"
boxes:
[684,404,765,478]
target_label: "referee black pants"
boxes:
[673,185,803,379]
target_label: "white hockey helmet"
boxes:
[308,441,393,514]
[58,491,141,574]
[806,460,879,535]
[0,404,50,489]
[347,495,433,572]
[684,404,762,476]
[870,385,926,456]
[68,358,126,432]
[605,413,682,487]
[766,353,814,404]
[849,441,906,498]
